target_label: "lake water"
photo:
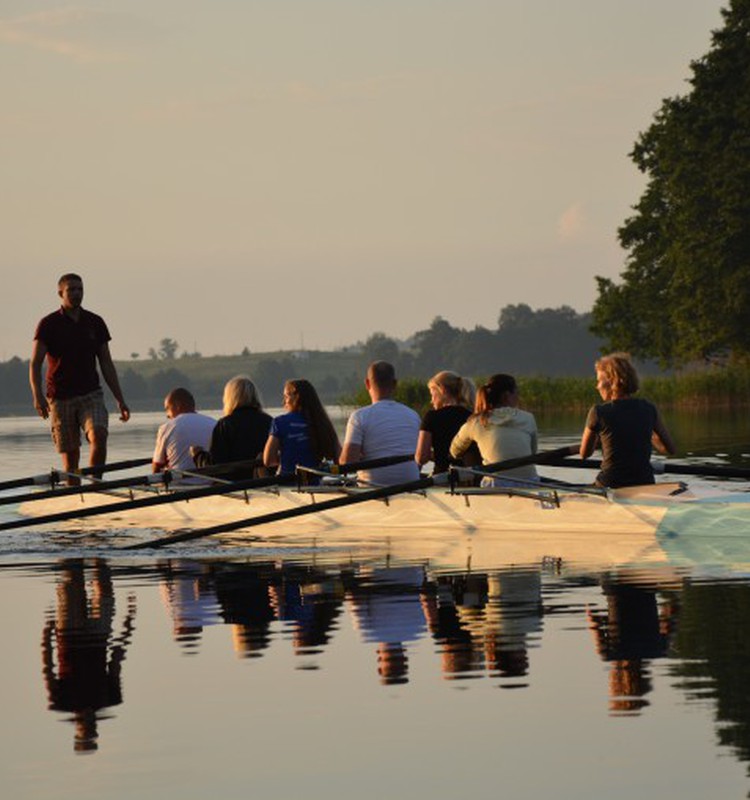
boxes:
[1,409,750,799]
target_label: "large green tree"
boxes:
[592,0,750,365]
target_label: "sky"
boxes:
[0,0,725,361]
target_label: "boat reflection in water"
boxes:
[41,559,136,753]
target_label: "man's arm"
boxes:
[339,441,362,466]
[30,339,49,419]
[97,342,130,421]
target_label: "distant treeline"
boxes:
[3,305,747,415]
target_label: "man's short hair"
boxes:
[167,387,196,412]
[58,273,83,289]
[367,361,396,390]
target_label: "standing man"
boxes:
[152,388,216,481]
[339,361,421,485]
[30,273,130,481]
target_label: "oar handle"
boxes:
[0,456,153,493]
[545,456,750,480]
[332,454,415,474]
[478,444,580,474]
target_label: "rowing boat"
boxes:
[13,470,750,541]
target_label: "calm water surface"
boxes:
[1,410,750,799]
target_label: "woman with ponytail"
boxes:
[415,371,477,474]
[450,373,539,485]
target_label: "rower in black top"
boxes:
[579,353,675,488]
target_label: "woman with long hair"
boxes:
[193,376,272,479]
[263,379,341,476]
[579,353,675,488]
[415,370,477,474]
[449,373,538,484]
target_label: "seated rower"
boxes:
[415,370,478,475]
[192,376,271,480]
[152,388,216,483]
[263,379,340,481]
[579,353,675,488]
[339,361,420,485]
[450,373,538,486]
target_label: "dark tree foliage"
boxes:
[592,0,750,364]
[411,306,602,377]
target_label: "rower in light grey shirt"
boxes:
[340,361,420,485]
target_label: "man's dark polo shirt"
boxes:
[34,308,111,400]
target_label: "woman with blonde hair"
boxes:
[449,373,538,485]
[579,353,675,488]
[264,379,341,477]
[415,371,477,474]
[193,376,271,479]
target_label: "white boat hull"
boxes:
[13,478,750,571]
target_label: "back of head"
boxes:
[429,370,476,410]
[475,373,517,415]
[167,387,196,414]
[596,352,639,396]
[223,375,262,416]
[367,361,397,393]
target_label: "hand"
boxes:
[34,398,49,420]
[118,401,131,422]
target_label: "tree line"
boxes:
[0,305,605,413]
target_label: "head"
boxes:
[595,353,639,401]
[164,387,196,419]
[283,379,339,462]
[283,379,320,414]
[365,361,397,401]
[57,273,84,311]
[428,370,476,410]
[475,374,519,416]
[223,375,262,416]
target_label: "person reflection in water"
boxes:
[587,574,679,715]
[159,560,219,653]
[41,559,136,753]
[347,565,428,685]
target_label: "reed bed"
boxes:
[340,366,750,413]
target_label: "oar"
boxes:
[0,456,153,492]
[546,456,750,481]
[0,457,267,508]
[474,444,579,475]
[124,445,580,551]
[0,454,419,532]
[0,473,299,533]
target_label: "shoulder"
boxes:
[34,310,62,337]
[81,309,111,339]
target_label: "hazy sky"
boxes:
[1,1,723,360]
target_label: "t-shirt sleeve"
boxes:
[153,424,168,465]
[585,405,600,432]
[420,409,435,433]
[344,409,364,447]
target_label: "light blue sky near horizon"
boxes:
[0,1,724,360]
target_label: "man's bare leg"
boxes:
[61,449,81,486]
[88,426,108,480]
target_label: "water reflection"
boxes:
[41,559,136,753]
[29,555,750,781]
[158,559,220,653]
[587,570,680,715]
